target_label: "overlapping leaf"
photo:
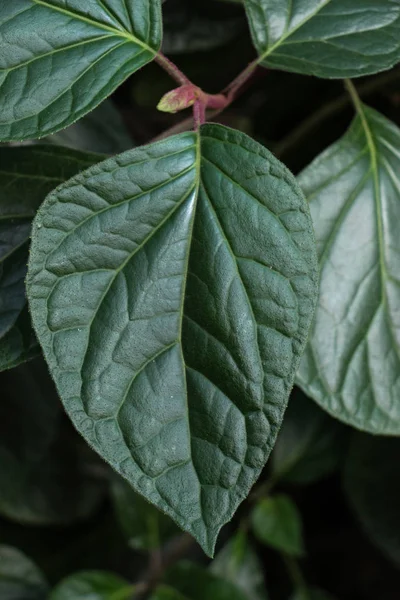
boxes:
[244,0,400,78]
[27,124,318,555]
[0,1,161,140]
[297,105,400,434]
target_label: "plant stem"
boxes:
[193,99,206,130]
[282,554,310,599]
[224,58,260,100]
[154,53,191,86]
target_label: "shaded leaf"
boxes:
[0,545,48,600]
[272,390,346,485]
[49,571,132,600]
[27,124,318,555]
[244,0,400,78]
[211,530,268,600]
[111,476,179,551]
[150,588,188,600]
[0,360,105,525]
[251,495,305,556]
[291,589,336,600]
[297,104,400,434]
[162,562,248,600]
[344,433,400,566]
[0,145,100,370]
[0,1,161,140]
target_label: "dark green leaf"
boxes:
[162,562,248,600]
[244,0,400,78]
[211,530,268,600]
[27,124,318,555]
[251,495,305,556]
[297,104,400,434]
[0,360,105,525]
[344,433,400,566]
[0,145,100,370]
[42,100,133,154]
[291,589,336,600]
[111,476,179,551]
[49,571,132,600]
[150,586,188,600]
[0,1,161,141]
[272,390,346,485]
[0,545,48,600]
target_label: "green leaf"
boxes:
[244,0,400,78]
[251,495,305,556]
[111,475,179,551]
[0,145,100,370]
[291,589,336,600]
[27,124,318,555]
[41,100,133,154]
[161,562,248,600]
[0,545,48,600]
[272,390,346,485]
[0,1,162,141]
[344,433,400,566]
[211,530,269,600]
[297,103,400,434]
[150,586,188,600]
[0,360,105,525]
[49,571,132,600]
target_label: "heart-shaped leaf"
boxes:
[244,0,400,78]
[0,145,100,370]
[297,102,400,434]
[0,1,161,141]
[27,124,318,555]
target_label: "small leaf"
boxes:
[49,571,132,600]
[272,390,346,485]
[111,476,179,551]
[0,361,105,525]
[251,495,305,556]
[297,104,400,434]
[0,545,48,600]
[0,1,162,141]
[244,0,400,78]
[161,562,248,600]
[27,124,318,555]
[344,433,400,566]
[0,145,100,370]
[211,530,269,600]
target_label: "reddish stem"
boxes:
[193,99,206,130]
[154,53,190,86]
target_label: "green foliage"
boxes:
[0,545,48,600]
[251,495,305,556]
[49,571,132,600]
[244,0,400,78]
[291,589,336,600]
[27,125,318,554]
[297,103,400,434]
[0,1,161,141]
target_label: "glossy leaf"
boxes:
[344,433,400,566]
[297,104,400,434]
[49,571,132,600]
[244,0,400,78]
[0,545,48,600]
[161,562,248,600]
[111,476,178,550]
[251,495,305,556]
[0,145,100,370]
[0,361,105,525]
[211,530,268,600]
[0,1,161,141]
[272,390,345,485]
[27,124,318,555]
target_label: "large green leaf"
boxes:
[297,104,400,434]
[0,145,100,370]
[0,545,48,600]
[244,0,400,78]
[343,433,400,566]
[0,1,161,141]
[27,124,318,555]
[49,571,132,600]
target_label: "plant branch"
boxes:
[154,53,191,86]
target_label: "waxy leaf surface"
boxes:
[27,124,318,555]
[0,145,100,370]
[0,0,161,141]
[297,106,400,434]
[244,0,400,78]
